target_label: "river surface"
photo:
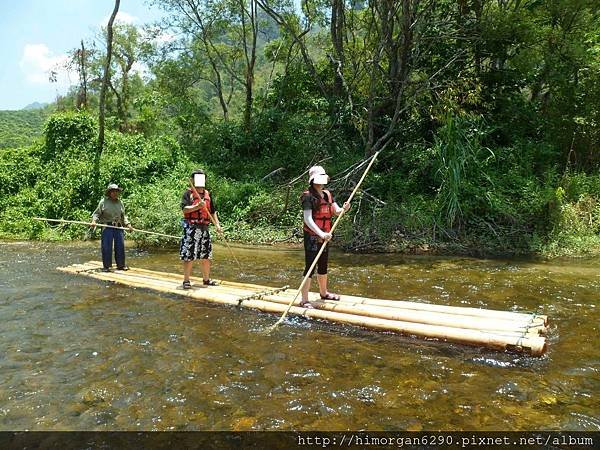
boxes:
[0,240,598,431]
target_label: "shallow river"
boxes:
[0,241,598,430]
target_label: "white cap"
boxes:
[308,166,329,185]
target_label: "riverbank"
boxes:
[2,221,600,260]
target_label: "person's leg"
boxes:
[115,229,126,269]
[183,260,193,281]
[201,259,210,281]
[101,228,113,269]
[181,224,195,287]
[317,273,328,297]
[301,232,317,306]
[200,228,216,284]
[301,277,312,304]
[316,247,339,300]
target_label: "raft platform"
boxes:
[58,261,548,356]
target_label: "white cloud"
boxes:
[154,31,176,44]
[19,44,74,87]
[131,61,151,80]
[100,11,139,27]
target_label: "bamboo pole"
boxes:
[270,151,381,330]
[33,217,180,240]
[57,263,547,355]
[188,182,242,271]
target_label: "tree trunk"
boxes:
[330,0,345,96]
[241,0,258,130]
[78,40,88,109]
[97,0,120,167]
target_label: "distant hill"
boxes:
[22,101,49,110]
[0,108,51,149]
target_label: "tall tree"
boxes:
[157,0,261,126]
[109,24,143,131]
[97,0,120,163]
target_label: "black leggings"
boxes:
[303,231,329,277]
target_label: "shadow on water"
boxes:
[0,240,598,431]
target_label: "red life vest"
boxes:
[303,189,333,235]
[184,188,212,225]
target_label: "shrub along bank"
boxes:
[0,112,598,257]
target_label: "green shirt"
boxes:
[92,197,130,226]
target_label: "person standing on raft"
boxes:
[180,169,223,290]
[300,166,350,308]
[91,183,133,272]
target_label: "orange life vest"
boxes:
[303,189,333,235]
[184,188,212,225]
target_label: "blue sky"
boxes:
[0,0,165,110]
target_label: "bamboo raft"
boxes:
[58,261,549,356]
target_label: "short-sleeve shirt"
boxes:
[92,197,130,225]
[181,189,216,214]
[301,189,335,211]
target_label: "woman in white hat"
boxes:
[91,183,133,272]
[299,166,349,307]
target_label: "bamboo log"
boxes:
[79,261,547,330]
[57,264,547,355]
[93,262,545,325]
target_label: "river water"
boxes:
[0,240,598,431]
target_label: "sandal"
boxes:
[203,279,218,286]
[299,301,315,309]
[182,280,192,290]
[320,292,341,301]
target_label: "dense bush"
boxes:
[0,108,50,149]
[43,112,96,161]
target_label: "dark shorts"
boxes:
[180,224,212,261]
[303,231,329,277]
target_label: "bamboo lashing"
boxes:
[188,182,242,270]
[33,217,180,240]
[57,261,548,356]
[270,151,381,331]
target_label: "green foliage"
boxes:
[43,112,96,161]
[433,115,494,228]
[0,144,42,201]
[0,108,50,149]
[2,0,599,257]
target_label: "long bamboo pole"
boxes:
[270,151,381,331]
[33,217,180,240]
[188,182,242,270]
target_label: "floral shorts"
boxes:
[180,224,212,261]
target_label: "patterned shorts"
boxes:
[180,224,212,261]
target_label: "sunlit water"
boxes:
[0,240,598,430]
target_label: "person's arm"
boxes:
[208,196,223,233]
[121,201,132,230]
[332,202,350,215]
[181,191,204,215]
[91,199,104,227]
[303,209,326,238]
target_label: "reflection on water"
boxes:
[0,241,598,430]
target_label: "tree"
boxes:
[97,0,120,181]
[156,0,262,127]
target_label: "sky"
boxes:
[0,0,166,110]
